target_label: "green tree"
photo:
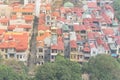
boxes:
[0,65,21,80]
[2,59,29,80]
[82,55,120,80]
[0,53,3,63]
[35,55,82,80]
[113,0,120,21]
[117,58,120,63]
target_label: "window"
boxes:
[93,51,96,54]
[20,55,22,59]
[1,49,4,51]
[71,48,76,51]
[39,48,43,52]
[39,55,43,59]
[81,30,86,34]
[17,55,19,59]
[47,16,50,20]
[77,55,79,59]
[119,48,120,53]
[41,62,43,65]
[51,55,54,59]
[52,49,57,53]
[74,55,76,59]
[80,55,83,58]
[47,22,50,25]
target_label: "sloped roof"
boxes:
[64,2,74,8]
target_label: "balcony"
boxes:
[7,48,16,53]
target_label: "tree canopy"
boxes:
[113,0,120,21]
[0,65,22,80]
[35,55,82,80]
[82,55,120,80]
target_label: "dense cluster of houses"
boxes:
[0,0,119,65]
[36,0,120,65]
[0,1,34,62]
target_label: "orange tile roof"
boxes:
[0,29,5,35]
[8,25,16,31]
[18,24,32,29]
[37,35,45,41]
[22,8,34,12]
[37,32,51,41]
[24,15,34,21]
[37,41,44,47]
[45,4,51,11]
[12,5,34,13]
[39,13,45,18]
[0,32,29,51]
[25,3,35,8]
[11,15,17,19]
[39,19,45,25]
[12,7,22,12]
[52,12,60,18]
[38,25,49,31]
[0,18,9,23]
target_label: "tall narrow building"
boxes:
[24,0,28,6]
[35,0,41,17]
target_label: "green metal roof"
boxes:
[112,20,118,26]
[64,2,74,8]
[62,24,69,31]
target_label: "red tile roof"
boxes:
[87,2,97,8]
[57,41,64,50]
[38,25,49,31]
[83,47,90,52]
[105,4,114,12]
[0,18,9,23]
[70,40,77,48]
[52,11,60,18]
[24,15,34,21]
[57,29,62,34]
[76,34,82,41]
[102,28,114,36]
[115,36,120,45]
[84,43,89,47]
[87,32,95,40]
[51,41,64,50]
[96,37,104,45]
[8,25,16,31]
[74,25,86,31]
[18,24,32,29]
[51,44,58,49]
[103,42,109,50]
[90,43,96,48]
[57,36,63,41]
[0,29,5,35]
[45,4,51,11]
